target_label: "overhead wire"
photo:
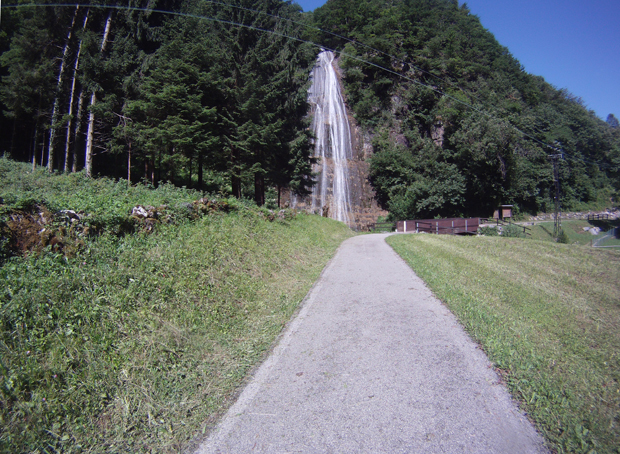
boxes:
[2,2,616,170]
[0,2,543,147]
[200,0,609,167]
[200,0,486,104]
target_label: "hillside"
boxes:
[1,0,618,220]
[311,0,620,219]
[0,159,353,452]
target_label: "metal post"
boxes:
[549,152,563,238]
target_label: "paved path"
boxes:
[196,234,547,453]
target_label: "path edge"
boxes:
[191,235,355,454]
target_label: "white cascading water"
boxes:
[307,50,354,226]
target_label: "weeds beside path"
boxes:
[388,234,620,454]
[1,211,353,453]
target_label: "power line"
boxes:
[193,1,613,167]
[200,0,486,106]
[2,2,616,171]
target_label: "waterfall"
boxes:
[307,51,354,226]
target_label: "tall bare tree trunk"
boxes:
[231,145,241,198]
[64,10,88,173]
[84,91,97,177]
[198,152,203,189]
[85,11,112,177]
[10,119,16,159]
[188,154,192,188]
[254,171,265,206]
[145,157,155,186]
[33,92,43,170]
[48,6,79,173]
[40,132,46,167]
[73,88,85,172]
[157,148,162,186]
[127,141,131,186]
[32,123,38,172]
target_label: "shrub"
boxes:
[501,224,526,238]
[557,229,570,244]
[478,226,499,236]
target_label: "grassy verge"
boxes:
[528,220,620,247]
[0,157,204,217]
[387,234,620,454]
[0,161,354,453]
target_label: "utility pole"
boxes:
[548,152,563,238]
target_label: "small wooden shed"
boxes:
[493,205,513,220]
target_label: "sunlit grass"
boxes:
[0,162,354,452]
[388,234,620,454]
[0,157,204,218]
[529,220,620,247]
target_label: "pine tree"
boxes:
[0,5,57,166]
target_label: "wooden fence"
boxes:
[396,218,480,235]
[480,218,531,236]
[369,221,397,232]
[587,213,610,221]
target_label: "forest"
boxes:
[311,0,620,218]
[0,0,317,207]
[1,0,619,217]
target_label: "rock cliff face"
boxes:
[283,52,386,230]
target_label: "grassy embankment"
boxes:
[388,234,620,454]
[0,159,353,453]
[528,220,620,247]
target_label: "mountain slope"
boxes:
[310,0,620,219]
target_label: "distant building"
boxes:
[493,205,513,220]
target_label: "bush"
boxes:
[557,229,570,243]
[502,224,526,238]
[478,226,499,236]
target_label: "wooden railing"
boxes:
[398,218,480,235]
[479,218,531,236]
[369,221,396,233]
[587,213,610,221]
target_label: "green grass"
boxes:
[0,157,220,247]
[387,234,620,454]
[597,232,620,247]
[0,160,354,453]
[0,158,207,217]
[528,220,620,247]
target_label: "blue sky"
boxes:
[294,0,620,121]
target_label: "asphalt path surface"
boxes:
[195,233,547,453]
